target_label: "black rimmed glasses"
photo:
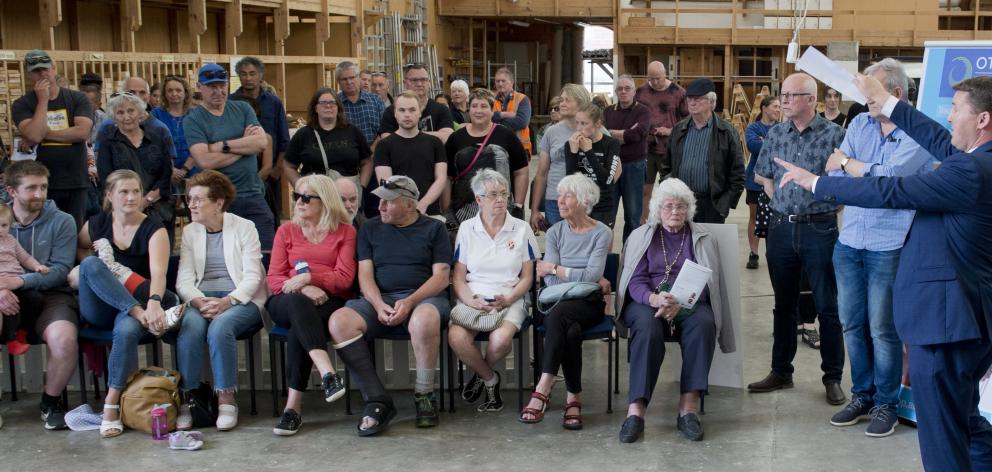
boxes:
[293,192,321,204]
[780,92,812,102]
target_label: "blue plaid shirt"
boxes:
[833,112,935,251]
[339,90,385,145]
[755,114,846,215]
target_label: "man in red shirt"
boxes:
[635,61,688,224]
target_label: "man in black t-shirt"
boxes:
[377,64,454,143]
[374,92,447,215]
[11,50,94,230]
[329,175,452,436]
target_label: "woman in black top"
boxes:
[820,87,847,127]
[97,91,176,244]
[565,102,622,228]
[283,88,372,189]
[443,89,529,223]
[75,170,181,438]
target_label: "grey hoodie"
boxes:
[13,200,77,290]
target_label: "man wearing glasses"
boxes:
[336,61,385,147]
[604,74,651,241]
[749,73,847,406]
[184,63,275,250]
[378,64,454,144]
[12,50,93,230]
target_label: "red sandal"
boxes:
[563,401,583,430]
[518,391,549,424]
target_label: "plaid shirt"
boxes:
[339,90,385,144]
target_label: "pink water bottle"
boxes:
[151,404,169,440]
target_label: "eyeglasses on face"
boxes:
[187,196,215,207]
[779,92,812,102]
[550,107,560,112]
[480,191,510,201]
[661,203,689,213]
[293,192,321,204]
[317,100,337,107]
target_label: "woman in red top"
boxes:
[267,174,357,436]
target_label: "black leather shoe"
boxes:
[619,415,644,443]
[677,413,704,441]
[825,382,847,406]
[747,371,794,392]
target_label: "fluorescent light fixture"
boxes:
[508,20,530,27]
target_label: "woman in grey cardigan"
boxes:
[614,178,736,444]
[519,174,612,430]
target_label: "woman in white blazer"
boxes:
[174,170,269,431]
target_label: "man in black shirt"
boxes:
[11,50,94,230]
[374,92,447,215]
[377,64,454,143]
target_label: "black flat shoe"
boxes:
[619,415,644,443]
[825,382,847,406]
[747,371,794,393]
[677,413,704,441]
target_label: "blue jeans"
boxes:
[228,194,274,251]
[175,290,262,392]
[77,256,177,389]
[766,217,845,384]
[545,199,562,226]
[833,242,902,407]
[613,160,646,242]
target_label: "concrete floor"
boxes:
[0,205,924,471]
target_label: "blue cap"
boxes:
[198,63,228,85]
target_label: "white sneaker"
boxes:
[216,404,238,431]
[176,404,193,430]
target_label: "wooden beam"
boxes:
[317,0,330,43]
[121,0,141,52]
[39,0,61,49]
[274,0,291,42]
[225,0,243,54]
[188,0,208,37]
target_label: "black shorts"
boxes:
[745,189,762,205]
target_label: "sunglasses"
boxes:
[201,70,228,81]
[379,179,417,198]
[293,192,321,204]
[25,55,52,66]
[109,91,138,98]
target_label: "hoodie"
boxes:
[13,200,77,290]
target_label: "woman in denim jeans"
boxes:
[174,170,267,431]
[75,170,180,438]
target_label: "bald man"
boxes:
[748,73,847,405]
[635,61,688,223]
[336,176,366,228]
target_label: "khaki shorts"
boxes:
[20,289,78,337]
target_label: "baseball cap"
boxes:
[24,50,53,72]
[198,63,228,85]
[372,175,420,201]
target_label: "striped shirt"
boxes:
[834,112,934,251]
[678,116,713,193]
[339,90,385,145]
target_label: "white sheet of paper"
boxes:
[796,46,868,105]
[11,139,37,161]
[669,260,712,309]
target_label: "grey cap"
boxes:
[372,175,420,201]
[24,50,53,72]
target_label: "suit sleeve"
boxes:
[888,100,959,161]
[814,155,979,213]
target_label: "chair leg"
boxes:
[447,339,455,413]
[531,331,541,386]
[614,336,620,394]
[246,337,257,416]
[93,372,101,401]
[279,342,287,397]
[171,344,178,371]
[700,391,706,415]
[438,337,446,413]
[344,367,352,415]
[77,347,87,405]
[9,353,17,401]
[516,336,524,412]
[606,336,614,414]
[269,337,278,417]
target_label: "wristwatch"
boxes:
[222,140,231,154]
[840,157,851,173]
[148,294,162,303]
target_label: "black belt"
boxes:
[771,211,837,224]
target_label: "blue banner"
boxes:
[918,42,992,130]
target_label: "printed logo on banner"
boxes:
[940,49,992,97]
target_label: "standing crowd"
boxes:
[1,48,991,472]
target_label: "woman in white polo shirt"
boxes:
[448,169,538,413]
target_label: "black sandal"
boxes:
[357,399,397,437]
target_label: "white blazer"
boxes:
[177,212,269,309]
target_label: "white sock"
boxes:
[415,368,434,394]
[483,372,499,387]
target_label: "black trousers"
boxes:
[0,289,45,342]
[692,192,727,224]
[624,301,716,405]
[267,293,345,391]
[540,296,605,393]
[49,188,88,231]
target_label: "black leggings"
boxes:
[540,296,605,393]
[266,293,345,391]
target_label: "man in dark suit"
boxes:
[777,75,992,471]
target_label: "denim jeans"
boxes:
[613,160,646,242]
[545,199,562,226]
[833,242,902,407]
[77,256,178,389]
[228,194,275,251]
[765,217,845,384]
[174,290,262,392]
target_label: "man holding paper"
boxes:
[749,73,848,406]
[776,74,992,472]
[614,178,736,444]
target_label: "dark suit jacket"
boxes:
[663,115,745,217]
[814,100,992,346]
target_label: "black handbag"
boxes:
[754,192,772,239]
[186,382,218,428]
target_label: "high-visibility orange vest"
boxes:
[494,91,533,157]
